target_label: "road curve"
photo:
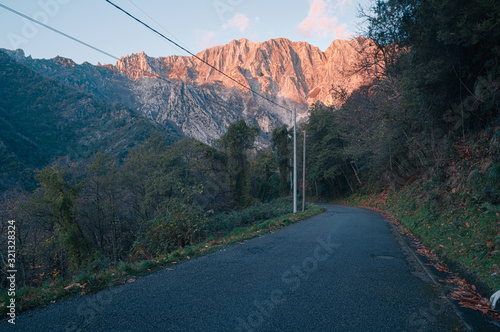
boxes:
[2,204,471,331]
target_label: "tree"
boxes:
[271,125,290,196]
[360,0,500,135]
[219,120,260,208]
[121,132,173,220]
[305,105,354,196]
[132,199,207,258]
[32,164,94,270]
[0,189,30,286]
[358,0,414,79]
[174,138,230,211]
[123,134,231,218]
[250,149,280,202]
[81,153,125,262]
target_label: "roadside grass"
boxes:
[343,184,500,292]
[0,202,323,318]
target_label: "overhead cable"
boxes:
[127,0,192,53]
[105,0,292,113]
[0,3,118,61]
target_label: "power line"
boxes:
[105,0,293,113]
[0,3,118,61]
[127,0,192,54]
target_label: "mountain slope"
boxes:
[0,50,178,191]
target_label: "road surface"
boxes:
[1,204,482,331]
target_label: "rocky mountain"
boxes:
[2,37,374,145]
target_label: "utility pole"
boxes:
[302,130,306,212]
[293,108,297,214]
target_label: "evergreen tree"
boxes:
[219,120,260,208]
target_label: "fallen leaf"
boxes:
[64,283,82,291]
[444,274,500,322]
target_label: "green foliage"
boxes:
[123,134,229,220]
[219,120,260,208]
[122,132,181,219]
[250,149,281,202]
[204,198,294,234]
[132,199,207,258]
[81,153,127,261]
[305,104,355,196]
[362,0,500,132]
[32,165,95,270]
[271,125,291,196]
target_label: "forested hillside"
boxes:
[0,51,178,192]
[303,0,499,290]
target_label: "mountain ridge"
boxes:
[2,37,375,145]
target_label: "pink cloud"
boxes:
[196,30,220,50]
[335,24,348,39]
[223,13,250,32]
[297,0,347,39]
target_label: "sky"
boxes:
[0,0,371,65]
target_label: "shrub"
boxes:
[204,198,294,235]
[132,200,207,258]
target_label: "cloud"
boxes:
[222,13,250,32]
[334,0,352,10]
[297,0,348,39]
[335,24,348,39]
[196,30,220,50]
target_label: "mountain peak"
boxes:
[1,48,28,62]
[53,56,76,67]
[116,51,160,79]
[234,37,253,45]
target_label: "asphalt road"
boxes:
[1,204,475,331]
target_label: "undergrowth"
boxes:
[0,200,323,318]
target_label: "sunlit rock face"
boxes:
[4,38,375,145]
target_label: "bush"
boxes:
[204,198,294,235]
[132,200,207,258]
